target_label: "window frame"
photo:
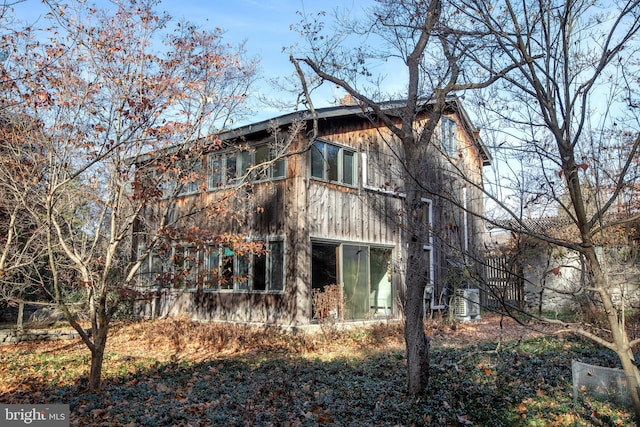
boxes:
[207,143,286,190]
[177,159,202,196]
[252,144,286,182]
[310,239,394,320]
[171,244,200,289]
[420,197,440,313]
[310,139,358,186]
[441,117,457,157]
[141,163,196,199]
[202,238,285,293]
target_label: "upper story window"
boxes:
[310,140,357,186]
[177,159,202,195]
[254,145,286,180]
[441,117,457,157]
[207,144,285,190]
[137,159,201,198]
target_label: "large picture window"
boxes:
[143,239,285,292]
[310,140,357,186]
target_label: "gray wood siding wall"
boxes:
[136,109,488,324]
[309,119,403,246]
[307,184,402,245]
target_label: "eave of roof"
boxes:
[134,96,491,166]
[449,97,492,166]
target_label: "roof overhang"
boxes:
[132,96,491,166]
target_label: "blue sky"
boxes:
[11,0,368,123]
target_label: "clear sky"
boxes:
[10,0,368,124]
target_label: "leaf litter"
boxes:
[0,314,634,426]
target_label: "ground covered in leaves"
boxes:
[0,314,634,426]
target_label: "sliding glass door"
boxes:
[342,245,369,319]
[312,242,393,320]
[370,247,393,316]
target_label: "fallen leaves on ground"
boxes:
[0,314,634,426]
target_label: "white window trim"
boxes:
[441,116,457,157]
[420,198,442,312]
[361,152,407,197]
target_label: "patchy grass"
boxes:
[0,315,634,426]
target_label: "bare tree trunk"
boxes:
[403,170,431,394]
[87,301,109,392]
[88,343,105,392]
[585,250,640,422]
[615,346,640,423]
[404,241,430,394]
[17,302,24,331]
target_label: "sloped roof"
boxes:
[134,96,490,166]
[218,96,491,166]
[488,217,575,234]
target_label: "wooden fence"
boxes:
[482,256,524,309]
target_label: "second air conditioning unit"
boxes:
[453,288,481,321]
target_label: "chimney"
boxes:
[339,93,358,106]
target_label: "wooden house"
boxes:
[133,97,491,325]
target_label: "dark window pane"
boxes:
[311,141,325,178]
[209,157,223,188]
[311,242,338,291]
[173,247,185,271]
[239,151,252,181]
[273,158,285,178]
[343,150,354,185]
[254,145,269,180]
[226,154,237,183]
[185,248,197,286]
[269,241,284,291]
[221,249,234,290]
[236,254,249,290]
[253,253,266,291]
[326,144,339,181]
[270,144,286,178]
[205,248,219,290]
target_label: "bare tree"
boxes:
[289,0,514,395]
[0,0,257,391]
[453,0,640,419]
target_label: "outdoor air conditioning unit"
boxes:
[453,288,481,321]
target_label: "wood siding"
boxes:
[135,104,489,324]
